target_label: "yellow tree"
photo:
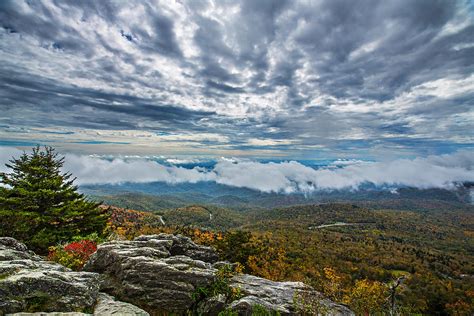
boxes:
[343,279,388,315]
[321,267,344,301]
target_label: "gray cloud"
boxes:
[0,68,215,132]
[0,0,473,157]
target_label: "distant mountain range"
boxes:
[81,180,473,211]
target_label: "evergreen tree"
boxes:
[0,146,107,253]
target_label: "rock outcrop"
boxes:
[84,234,354,315]
[1,235,353,315]
[92,293,150,316]
[0,237,148,316]
[230,274,352,315]
[83,234,219,313]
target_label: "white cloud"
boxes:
[63,154,215,185]
[310,154,473,191]
[349,39,381,60]
[165,158,202,165]
[330,159,371,166]
[1,147,472,193]
[247,138,295,146]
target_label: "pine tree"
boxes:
[0,146,107,253]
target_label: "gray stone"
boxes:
[84,234,218,313]
[0,238,28,252]
[135,234,219,263]
[197,294,227,315]
[0,260,100,314]
[229,296,286,315]
[0,238,42,262]
[0,237,145,316]
[93,293,149,315]
[84,234,353,315]
[7,313,89,316]
[230,274,311,314]
[229,274,354,315]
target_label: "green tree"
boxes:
[0,146,107,253]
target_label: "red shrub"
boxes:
[48,239,98,270]
[63,240,97,262]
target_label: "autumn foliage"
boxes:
[91,204,474,315]
[48,240,97,270]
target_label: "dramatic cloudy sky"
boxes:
[1,0,473,160]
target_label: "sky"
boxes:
[0,0,473,161]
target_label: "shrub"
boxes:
[218,310,239,316]
[191,264,244,312]
[48,239,97,270]
[293,290,329,315]
[251,304,280,315]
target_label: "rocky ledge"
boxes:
[1,235,353,315]
[0,237,148,316]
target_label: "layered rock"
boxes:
[0,237,148,316]
[92,293,150,316]
[83,234,218,313]
[7,294,149,316]
[230,274,353,315]
[84,234,354,315]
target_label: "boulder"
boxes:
[6,313,88,316]
[5,294,149,316]
[0,237,100,314]
[134,234,219,263]
[83,234,218,313]
[0,238,42,262]
[196,294,227,315]
[0,237,147,316]
[229,274,353,315]
[229,296,284,315]
[92,293,149,316]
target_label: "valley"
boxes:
[92,187,474,315]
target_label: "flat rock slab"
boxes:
[230,274,354,315]
[92,293,149,316]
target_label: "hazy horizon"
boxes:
[1,146,473,194]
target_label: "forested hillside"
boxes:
[101,199,474,315]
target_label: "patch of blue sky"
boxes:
[383,138,474,155]
[155,131,171,136]
[0,140,44,147]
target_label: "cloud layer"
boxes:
[1,0,473,157]
[2,147,471,193]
